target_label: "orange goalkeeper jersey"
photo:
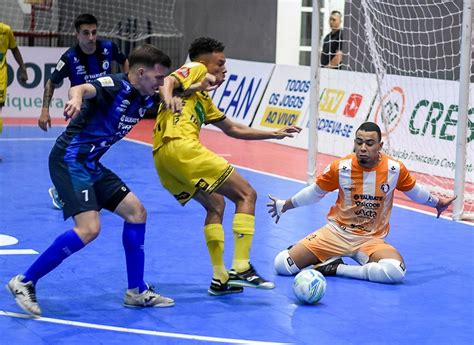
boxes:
[316,153,416,238]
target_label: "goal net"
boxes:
[0,0,183,64]
[311,0,473,220]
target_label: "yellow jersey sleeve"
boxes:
[171,62,208,91]
[204,99,225,124]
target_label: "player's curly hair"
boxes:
[188,37,225,61]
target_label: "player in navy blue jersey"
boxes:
[38,13,128,131]
[7,44,174,316]
[38,14,129,209]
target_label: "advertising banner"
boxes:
[251,64,312,144]
[252,66,377,156]
[367,74,473,182]
[306,68,378,157]
[4,47,68,118]
[207,58,274,130]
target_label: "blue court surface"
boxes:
[0,126,473,345]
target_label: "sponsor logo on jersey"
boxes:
[56,60,66,71]
[353,194,383,201]
[354,208,377,218]
[350,223,366,230]
[84,72,106,82]
[354,200,380,208]
[97,76,114,87]
[380,183,390,193]
[176,66,189,78]
[139,108,147,117]
[76,65,86,75]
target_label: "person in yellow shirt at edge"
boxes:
[153,37,301,296]
[0,22,28,153]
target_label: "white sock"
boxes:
[337,259,406,283]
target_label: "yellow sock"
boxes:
[232,213,255,272]
[204,223,228,282]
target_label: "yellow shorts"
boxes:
[0,65,7,105]
[299,223,398,264]
[153,138,234,205]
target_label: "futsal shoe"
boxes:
[314,257,345,276]
[48,187,64,210]
[124,285,175,308]
[6,275,41,317]
[228,263,275,289]
[208,278,244,296]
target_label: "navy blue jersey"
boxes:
[55,74,153,169]
[50,39,127,86]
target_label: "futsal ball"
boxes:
[293,269,327,304]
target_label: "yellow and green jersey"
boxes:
[153,62,226,151]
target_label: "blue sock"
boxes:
[23,229,85,285]
[122,222,147,292]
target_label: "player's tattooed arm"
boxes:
[42,80,56,108]
[38,80,56,131]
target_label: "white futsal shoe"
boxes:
[124,285,175,308]
[6,275,41,316]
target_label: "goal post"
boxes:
[307,0,321,184]
[308,0,473,221]
[453,0,472,220]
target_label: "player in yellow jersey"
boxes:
[153,37,301,295]
[0,22,28,141]
[269,122,456,284]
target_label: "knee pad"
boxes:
[274,250,301,276]
[367,259,406,283]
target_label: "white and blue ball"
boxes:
[293,269,327,304]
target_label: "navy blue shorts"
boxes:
[49,147,130,220]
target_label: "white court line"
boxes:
[0,249,38,255]
[0,311,290,345]
[125,138,473,227]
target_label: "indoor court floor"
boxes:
[0,122,472,345]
